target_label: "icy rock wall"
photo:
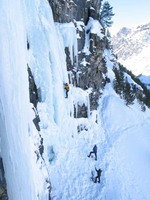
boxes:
[49,0,108,112]
[0,0,69,199]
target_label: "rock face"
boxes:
[0,158,8,199]
[27,65,39,108]
[48,0,109,116]
[49,0,101,23]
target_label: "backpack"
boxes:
[65,83,69,91]
[93,145,97,152]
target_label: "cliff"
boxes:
[49,0,108,113]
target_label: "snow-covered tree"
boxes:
[123,78,135,105]
[100,1,114,28]
[113,66,124,97]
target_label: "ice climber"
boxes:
[64,83,69,98]
[87,144,97,160]
[94,167,102,183]
[39,138,44,157]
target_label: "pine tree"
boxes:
[143,89,150,108]
[100,1,114,28]
[136,91,143,103]
[136,92,146,111]
[113,66,124,97]
[123,78,135,105]
[113,68,120,95]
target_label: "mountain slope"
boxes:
[112,23,150,80]
[99,85,150,200]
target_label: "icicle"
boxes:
[76,71,81,86]
[82,29,90,55]
[56,22,78,70]
[68,71,75,85]
[87,94,91,118]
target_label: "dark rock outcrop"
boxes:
[27,65,39,108]
[0,158,8,199]
[48,0,102,24]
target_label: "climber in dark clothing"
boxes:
[64,83,69,98]
[39,138,44,157]
[94,167,102,183]
[87,145,97,160]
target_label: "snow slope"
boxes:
[0,0,150,200]
[99,85,150,200]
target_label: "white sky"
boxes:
[108,0,150,34]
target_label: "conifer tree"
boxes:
[143,89,150,108]
[123,78,135,105]
[113,62,150,109]
[136,92,146,111]
[136,91,143,103]
[113,66,124,97]
[100,1,114,28]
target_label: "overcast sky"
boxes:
[108,0,150,34]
